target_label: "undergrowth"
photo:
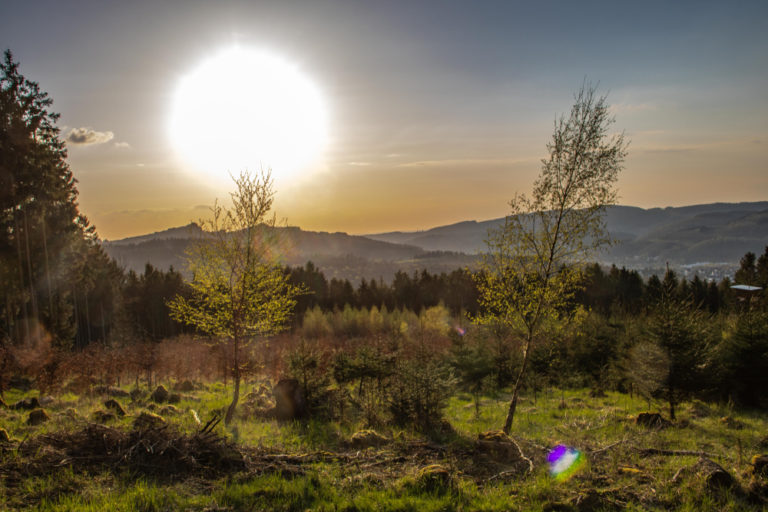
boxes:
[1,382,767,511]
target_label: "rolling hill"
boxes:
[102,202,768,282]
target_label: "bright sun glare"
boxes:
[169,47,328,188]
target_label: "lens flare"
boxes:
[547,445,585,481]
[454,325,466,336]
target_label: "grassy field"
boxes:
[1,382,767,511]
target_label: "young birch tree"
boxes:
[477,84,627,434]
[168,169,301,425]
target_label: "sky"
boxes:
[2,0,767,240]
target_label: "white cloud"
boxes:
[114,141,131,149]
[348,161,371,166]
[66,127,115,146]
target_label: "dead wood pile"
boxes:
[0,418,244,483]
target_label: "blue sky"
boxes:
[2,0,767,239]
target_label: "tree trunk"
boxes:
[503,336,532,434]
[225,337,241,425]
[668,365,676,420]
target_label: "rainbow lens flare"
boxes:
[454,325,466,336]
[547,445,585,481]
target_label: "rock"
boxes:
[350,429,389,448]
[720,416,744,429]
[133,411,166,430]
[104,399,126,416]
[92,410,116,423]
[0,428,10,442]
[27,408,50,425]
[635,412,669,428]
[173,380,196,392]
[12,397,40,410]
[273,379,306,421]
[416,464,453,493]
[750,455,768,478]
[150,385,169,403]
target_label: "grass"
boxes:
[2,381,767,511]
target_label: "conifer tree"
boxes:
[1,49,112,348]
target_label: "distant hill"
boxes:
[102,224,476,283]
[366,202,768,267]
[102,202,768,283]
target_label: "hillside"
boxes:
[103,224,476,283]
[102,202,768,282]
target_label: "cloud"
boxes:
[114,141,131,149]
[348,161,371,166]
[66,127,114,146]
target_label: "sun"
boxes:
[169,46,328,188]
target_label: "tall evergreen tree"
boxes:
[1,49,108,348]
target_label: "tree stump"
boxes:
[693,457,735,491]
[150,385,169,403]
[27,408,50,425]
